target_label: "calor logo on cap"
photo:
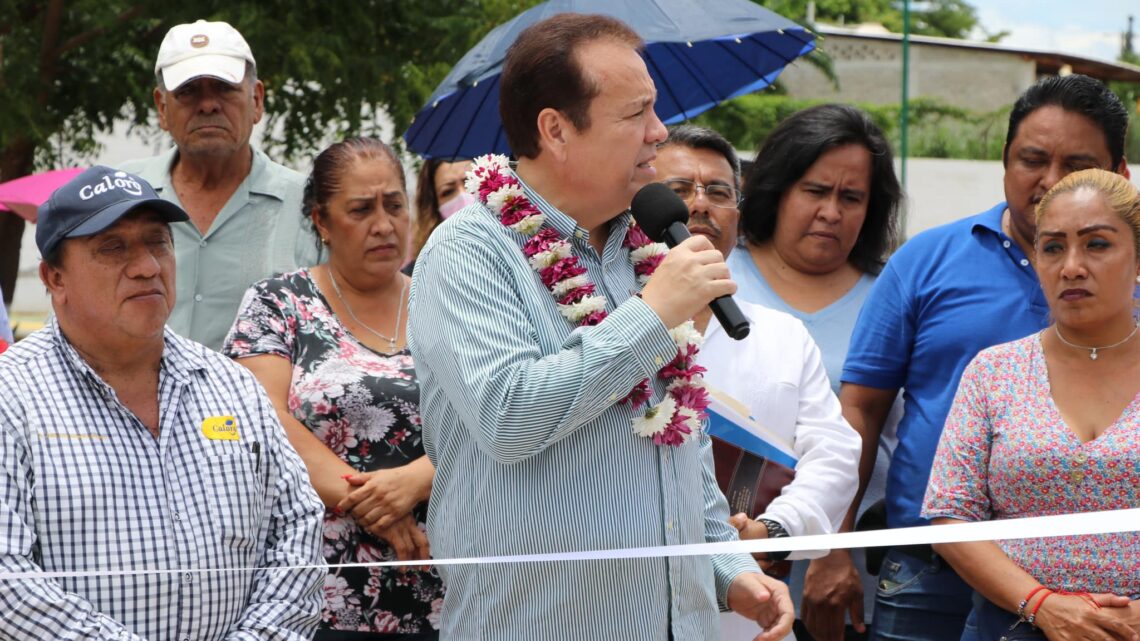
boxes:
[191,34,209,48]
[78,171,144,201]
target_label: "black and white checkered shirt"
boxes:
[0,319,325,640]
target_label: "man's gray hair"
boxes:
[662,125,741,191]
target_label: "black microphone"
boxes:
[630,182,750,340]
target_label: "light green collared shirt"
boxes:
[121,147,321,350]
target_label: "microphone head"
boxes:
[630,182,690,242]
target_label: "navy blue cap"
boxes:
[36,166,189,257]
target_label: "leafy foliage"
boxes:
[755,0,982,39]
[694,93,1008,160]
[0,0,539,178]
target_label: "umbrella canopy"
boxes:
[0,168,86,222]
[404,0,815,159]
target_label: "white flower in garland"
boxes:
[513,213,546,236]
[669,320,704,351]
[551,274,590,299]
[487,183,524,213]
[631,395,677,438]
[558,295,607,322]
[527,241,573,270]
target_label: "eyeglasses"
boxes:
[663,179,739,209]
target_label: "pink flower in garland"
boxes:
[634,253,665,278]
[581,310,608,326]
[541,258,587,288]
[524,229,562,258]
[624,224,652,248]
[622,379,653,410]
[655,410,695,447]
[558,284,598,306]
[670,383,711,414]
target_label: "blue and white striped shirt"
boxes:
[409,177,759,641]
[0,319,325,640]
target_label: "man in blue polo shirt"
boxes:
[800,74,1130,641]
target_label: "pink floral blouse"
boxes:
[923,333,1139,597]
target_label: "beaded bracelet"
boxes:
[1017,586,1050,620]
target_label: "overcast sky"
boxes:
[967,0,1136,63]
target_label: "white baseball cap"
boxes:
[155,20,256,91]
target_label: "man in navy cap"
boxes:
[0,166,325,640]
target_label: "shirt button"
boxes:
[183,573,193,584]
[172,511,181,521]
[194,294,203,302]
[1019,259,1029,267]
[575,230,585,239]
[199,240,207,248]
[1071,471,1085,483]
[1002,240,1011,248]
[609,394,618,401]
[654,356,664,366]
[666,521,674,530]
[182,636,192,641]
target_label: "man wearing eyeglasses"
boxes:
[654,126,742,258]
[653,125,862,641]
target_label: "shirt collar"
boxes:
[140,146,286,201]
[513,171,633,249]
[50,316,208,387]
[970,201,1008,236]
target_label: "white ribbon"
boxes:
[3,507,1136,580]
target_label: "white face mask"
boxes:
[438,190,477,220]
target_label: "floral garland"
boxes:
[465,154,709,447]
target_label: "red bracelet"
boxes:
[1018,586,1050,619]
[1029,590,1055,623]
[1056,590,1101,610]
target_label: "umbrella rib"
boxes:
[416,89,470,160]
[642,52,693,122]
[452,75,500,160]
[655,42,725,117]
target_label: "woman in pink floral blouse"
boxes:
[225,138,443,640]
[923,168,1140,641]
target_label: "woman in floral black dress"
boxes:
[225,138,443,640]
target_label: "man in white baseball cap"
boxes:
[120,19,320,351]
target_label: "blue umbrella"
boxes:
[404,0,816,159]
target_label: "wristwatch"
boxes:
[758,518,791,562]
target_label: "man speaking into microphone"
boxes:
[408,13,792,641]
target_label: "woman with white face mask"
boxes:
[406,158,475,274]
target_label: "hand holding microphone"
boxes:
[631,182,750,340]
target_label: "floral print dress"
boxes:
[923,333,1139,597]
[225,268,444,634]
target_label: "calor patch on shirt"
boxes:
[201,415,240,441]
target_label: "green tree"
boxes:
[757,0,984,39]
[0,0,535,305]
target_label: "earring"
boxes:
[321,237,329,245]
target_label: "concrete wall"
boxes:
[782,35,1037,112]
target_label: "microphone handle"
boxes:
[661,222,751,341]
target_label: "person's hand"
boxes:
[640,234,736,329]
[729,512,774,570]
[337,465,430,530]
[727,571,795,641]
[367,514,430,563]
[1101,598,1140,635]
[801,549,866,641]
[1034,592,1138,641]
